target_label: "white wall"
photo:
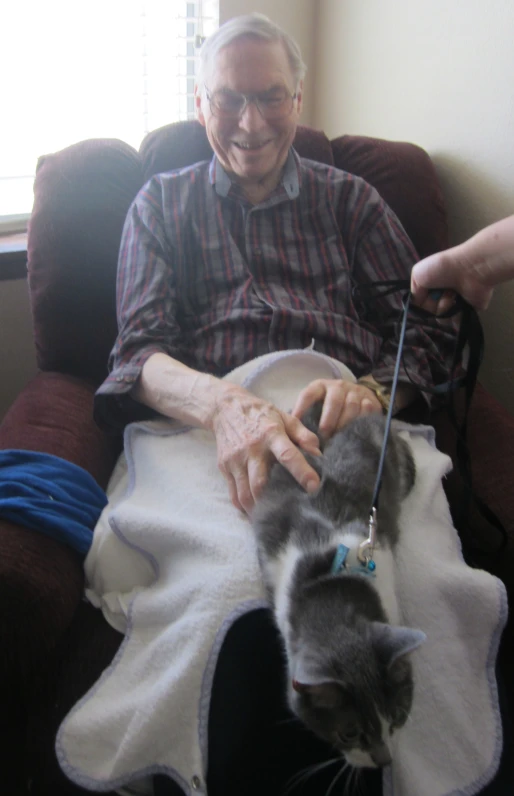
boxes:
[314,0,514,414]
[220,0,317,125]
[0,278,37,419]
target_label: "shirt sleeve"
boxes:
[349,187,460,406]
[94,180,184,431]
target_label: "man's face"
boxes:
[196,36,303,195]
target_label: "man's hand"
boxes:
[211,385,322,515]
[292,379,382,439]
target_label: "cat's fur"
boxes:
[252,407,425,769]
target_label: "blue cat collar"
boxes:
[331,543,376,577]
[331,544,350,574]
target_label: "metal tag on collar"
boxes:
[357,507,377,569]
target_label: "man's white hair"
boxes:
[197,13,307,91]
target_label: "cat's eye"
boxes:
[337,728,360,745]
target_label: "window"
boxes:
[1,0,219,228]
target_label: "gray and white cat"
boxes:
[252,407,426,769]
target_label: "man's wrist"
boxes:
[207,381,247,432]
[357,374,418,414]
[356,377,391,413]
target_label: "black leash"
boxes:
[354,282,507,569]
[357,291,412,567]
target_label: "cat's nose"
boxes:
[370,743,392,767]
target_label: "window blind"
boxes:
[0,0,219,223]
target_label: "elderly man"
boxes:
[93,13,463,796]
[95,15,456,516]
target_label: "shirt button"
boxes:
[191,775,202,790]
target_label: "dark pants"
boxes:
[155,608,513,796]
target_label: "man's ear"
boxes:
[295,80,304,116]
[195,84,206,127]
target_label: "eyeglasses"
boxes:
[205,87,297,121]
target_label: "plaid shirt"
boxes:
[95,150,457,430]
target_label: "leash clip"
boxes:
[358,507,377,568]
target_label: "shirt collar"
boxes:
[209,148,301,202]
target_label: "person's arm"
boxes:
[411,215,514,313]
[94,183,187,430]
[95,178,321,514]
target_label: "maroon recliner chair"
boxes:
[1,121,513,795]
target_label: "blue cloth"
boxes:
[0,450,108,555]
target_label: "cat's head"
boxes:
[288,621,425,768]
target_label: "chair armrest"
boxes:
[466,383,514,711]
[467,383,514,533]
[434,382,514,541]
[0,371,121,681]
[0,370,121,484]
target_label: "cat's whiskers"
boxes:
[325,759,349,796]
[343,766,354,796]
[276,715,302,727]
[283,756,341,795]
[345,763,364,796]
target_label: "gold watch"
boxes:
[356,378,392,413]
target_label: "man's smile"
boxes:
[232,139,273,151]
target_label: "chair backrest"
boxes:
[330,134,448,260]
[28,139,144,385]
[28,120,448,387]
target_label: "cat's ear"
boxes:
[371,622,426,667]
[292,679,346,709]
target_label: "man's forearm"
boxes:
[131,352,234,430]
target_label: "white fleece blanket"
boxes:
[56,350,507,796]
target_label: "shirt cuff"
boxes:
[94,348,165,432]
